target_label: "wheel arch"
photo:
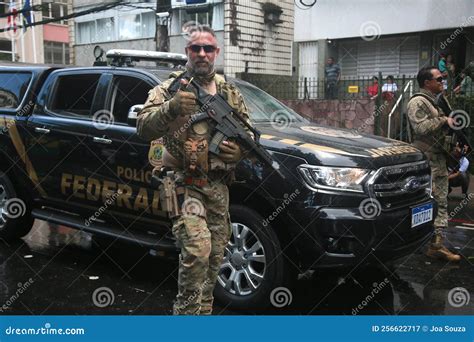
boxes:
[229,183,301,268]
[0,147,35,204]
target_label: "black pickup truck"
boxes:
[0,53,435,309]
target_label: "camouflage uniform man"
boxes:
[137,25,251,314]
[407,66,460,262]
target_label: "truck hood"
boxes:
[255,122,425,169]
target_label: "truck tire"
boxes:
[214,204,296,311]
[0,171,34,241]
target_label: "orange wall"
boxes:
[43,24,69,43]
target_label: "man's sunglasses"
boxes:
[432,76,444,83]
[188,44,217,53]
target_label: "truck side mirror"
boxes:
[128,104,143,126]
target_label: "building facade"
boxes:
[294,0,474,80]
[168,0,294,77]
[0,0,72,64]
[72,0,156,66]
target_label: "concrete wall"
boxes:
[295,0,474,41]
[281,99,377,134]
[224,0,294,77]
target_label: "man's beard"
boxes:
[191,60,214,76]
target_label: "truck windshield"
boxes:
[235,82,308,124]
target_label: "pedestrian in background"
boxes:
[445,54,457,92]
[407,66,460,262]
[325,57,340,99]
[454,68,473,97]
[367,76,379,99]
[448,145,470,199]
[438,54,448,91]
[381,75,397,101]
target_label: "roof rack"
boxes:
[105,49,188,68]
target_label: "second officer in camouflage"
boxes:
[407,66,460,262]
[137,25,251,314]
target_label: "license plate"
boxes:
[411,203,433,228]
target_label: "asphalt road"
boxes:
[0,188,472,315]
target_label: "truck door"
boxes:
[26,70,107,212]
[87,72,168,228]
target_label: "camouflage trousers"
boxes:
[429,152,448,239]
[171,180,231,315]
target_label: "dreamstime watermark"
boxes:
[447,287,470,308]
[352,278,390,315]
[4,26,24,41]
[181,198,205,218]
[92,287,115,308]
[172,100,213,139]
[0,278,35,313]
[84,192,120,227]
[448,110,470,131]
[359,21,381,41]
[5,323,85,336]
[358,198,382,219]
[1,198,27,220]
[92,110,115,130]
[1,101,35,134]
[262,189,300,227]
[174,279,211,314]
[270,109,292,131]
[270,287,293,308]
[440,16,474,50]
[449,192,473,218]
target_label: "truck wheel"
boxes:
[214,204,296,311]
[0,171,34,241]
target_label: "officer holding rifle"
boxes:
[407,66,461,262]
[137,25,252,315]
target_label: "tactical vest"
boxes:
[160,71,243,175]
[408,92,452,155]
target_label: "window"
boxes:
[0,72,32,109]
[109,76,153,123]
[49,74,100,117]
[0,39,12,53]
[170,9,212,35]
[97,17,115,42]
[119,14,141,40]
[44,42,70,65]
[170,3,225,36]
[76,11,154,44]
[0,1,9,14]
[43,0,68,25]
[118,12,155,40]
[77,21,96,44]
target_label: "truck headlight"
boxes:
[297,165,370,193]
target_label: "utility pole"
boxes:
[156,0,170,52]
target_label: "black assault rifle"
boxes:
[436,94,472,153]
[186,78,285,179]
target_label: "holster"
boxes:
[154,168,206,218]
[158,171,180,218]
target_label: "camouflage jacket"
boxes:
[407,89,449,155]
[136,71,251,173]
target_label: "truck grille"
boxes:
[367,161,431,209]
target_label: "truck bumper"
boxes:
[291,199,436,269]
